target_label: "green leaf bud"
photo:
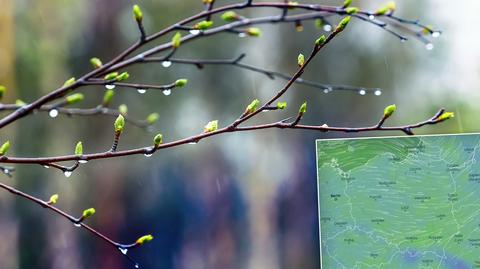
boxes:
[90,57,102,69]
[297,53,305,67]
[343,0,352,8]
[75,141,83,156]
[118,104,128,115]
[175,79,188,87]
[345,7,359,14]
[221,11,239,22]
[172,32,182,48]
[194,20,213,30]
[114,114,125,133]
[375,1,396,15]
[104,72,119,81]
[299,102,307,114]
[82,208,96,219]
[277,102,287,109]
[315,35,326,46]
[132,5,143,22]
[15,99,26,106]
[103,89,115,106]
[146,113,159,124]
[0,141,10,156]
[437,112,454,122]
[136,234,154,245]
[153,134,163,147]
[335,16,351,32]
[245,99,260,114]
[246,27,262,37]
[66,93,84,105]
[63,77,76,87]
[204,120,218,133]
[383,104,396,118]
[0,85,6,100]
[48,194,59,205]
[115,72,130,82]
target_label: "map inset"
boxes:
[316,134,480,269]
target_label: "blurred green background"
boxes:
[0,0,474,268]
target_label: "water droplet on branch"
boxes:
[162,89,171,96]
[189,29,200,35]
[374,90,382,96]
[74,223,81,227]
[79,160,88,164]
[161,61,172,68]
[425,43,434,50]
[368,15,375,20]
[238,33,246,38]
[105,85,116,90]
[323,24,332,32]
[358,89,366,95]
[43,165,50,169]
[144,153,153,157]
[49,109,59,118]
[431,31,441,38]
[137,89,147,94]
[64,171,72,178]
[118,248,128,255]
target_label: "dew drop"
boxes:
[144,153,153,157]
[425,43,434,50]
[74,223,81,227]
[238,32,246,38]
[431,31,441,38]
[118,248,128,255]
[369,15,375,20]
[64,171,72,178]
[79,160,88,164]
[359,89,366,95]
[374,90,382,96]
[3,169,9,174]
[135,264,140,269]
[162,89,172,96]
[161,61,172,68]
[49,109,59,118]
[323,88,331,94]
[137,89,147,94]
[400,38,407,43]
[188,142,198,145]
[105,84,116,90]
[323,24,332,32]
[189,29,200,35]
[43,165,50,169]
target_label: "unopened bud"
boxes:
[246,28,262,37]
[82,208,96,219]
[153,134,163,147]
[63,77,76,87]
[315,35,326,46]
[136,234,154,245]
[146,113,159,124]
[221,11,239,22]
[175,79,188,87]
[277,102,287,109]
[299,102,307,114]
[0,85,6,100]
[194,20,213,30]
[48,194,59,205]
[104,72,119,81]
[204,120,218,133]
[245,99,260,114]
[114,114,125,133]
[103,89,115,106]
[116,72,130,82]
[0,141,10,156]
[383,104,396,118]
[66,93,84,105]
[172,32,182,48]
[90,57,102,69]
[118,104,128,115]
[436,112,454,122]
[297,53,305,67]
[75,141,83,156]
[335,16,351,32]
[132,5,143,22]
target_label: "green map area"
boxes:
[316,134,480,269]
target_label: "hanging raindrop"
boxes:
[3,169,9,174]
[43,165,50,169]
[189,29,200,35]
[425,43,434,50]
[323,24,332,32]
[64,171,72,178]
[188,141,198,145]
[49,109,59,118]
[118,248,128,255]
[137,89,147,94]
[105,84,116,90]
[431,31,441,38]
[359,89,366,95]
[369,15,375,20]
[162,89,172,96]
[323,88,331,94]
[79,160,88,164]
[161,61,172,68]
[144,153,153,157]
[74,223,81,227]
[135,264,140,269]
[374,90,382,96]
[238,33,246,38]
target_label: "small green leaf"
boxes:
[0,141,10,156]
[343,0,352,8]
[15,99,26,106]
[345,7,359,14]
[437,112,454,122]
[118,104,128,115]
[375,1,396,15]
[75,141,83,156]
